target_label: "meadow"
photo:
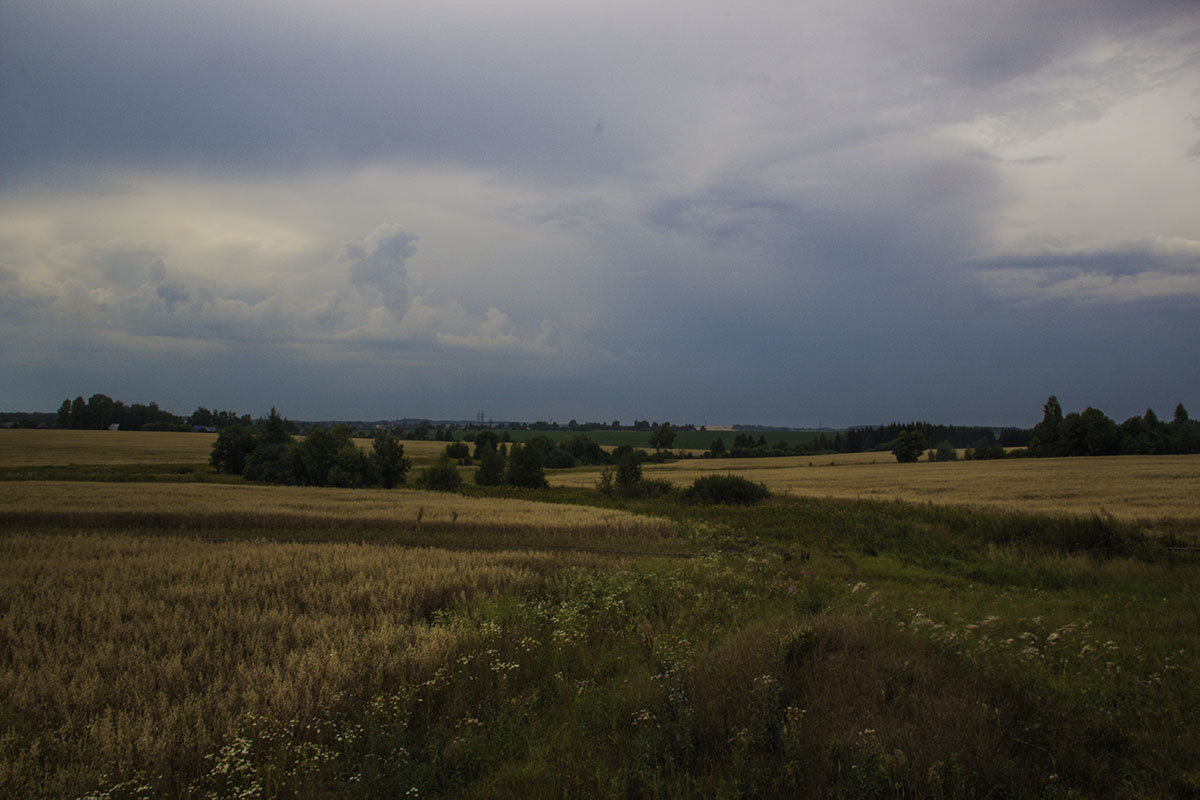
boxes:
[1,429,1198,798]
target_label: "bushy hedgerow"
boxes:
[212,414,410,489]
[414,459,463,492]
[682,474,770,504]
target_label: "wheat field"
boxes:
[0,481,675,547]
[553,452,1200,526]
[0,533,567,798]
[0,429,467,469]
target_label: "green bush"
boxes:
[504,444,548,489]
[891,430,927,463]
[242,443,297,485]
[929,440,957,462]
[682,474,770,504]
[475,447,506,486]
[415,459,463,492]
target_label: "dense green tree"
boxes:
[1169,404,1200,453]
[56,400,72,428]
[242,443,297,484]
[1029,396,1064,457]
[190,407,215,428]
[415,458,463,492]
[542,448,576,468]
[1119,411,1167,455]
[525,435,558,460]
[260,408,292,446]
[649,422,676,451]
[614,451,643,495]
[472,432,500,460]
[891,430,927,463]
[474,445,507,485]
[1058,407,1120,457]
[372,431,411,489]
[68,397,87,429]
[563,434,607,465]
[210,425,259,474]
[964,435,1005,460]
[292,426,362,487]
[709,437,727,457]
[327,444,374,488]
[505,444,548,489]
[86,394,117,429]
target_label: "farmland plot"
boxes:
[551,453,1200,529]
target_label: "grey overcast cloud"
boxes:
[1,0,1198,426]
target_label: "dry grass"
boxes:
[0,533,563,798]
[552,453,1200,527]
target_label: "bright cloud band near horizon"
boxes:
[2,0,1198,427]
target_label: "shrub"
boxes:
[964,437,1005,460]
[929,440,957,462]
[614,452,642,496]
[683,474,770,504]
[505,444,548,489]
[415,459,463,492]
[639,478,675,498]
[542,448,576,469]
[475,447,506,486]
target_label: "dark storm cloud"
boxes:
[1,0,1197,424]
[0,2,626,182]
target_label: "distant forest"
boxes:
[5,392,1198,459]
[46,394,250,432]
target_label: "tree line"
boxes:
[1028,396,1199,457]
[54,394,254,432]
[209,410,411,489]
[702,423,1028,461]
[885,397,1200,464]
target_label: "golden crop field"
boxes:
[552,452,1200,527]
[0,429,216,466]
[0,481,672,539]
[0,429,452,468]
[0,481,683,560]
[0,533,569,798]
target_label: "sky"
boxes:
[2,0,1198,427]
